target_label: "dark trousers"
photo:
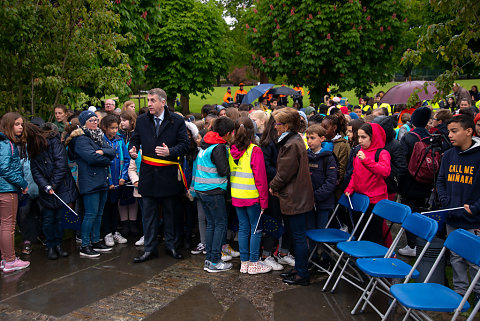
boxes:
[262,195,292,256]
[17,195,41,243]
[402,197,429,248]
[353,203,384,245]
[42,207,64,248]
[102,190,119,235]
[142,195,182,253]
[287,212,310,278]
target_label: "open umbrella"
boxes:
[241,83,275,105]
[380,81,438,105]
[268,86,299,96]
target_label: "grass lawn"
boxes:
[125,79,480,114]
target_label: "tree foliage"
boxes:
[112,0,161,92]
[245,0,408,103]
[146,0,230,113]
[402,0,480,100]
[0,0,131,117]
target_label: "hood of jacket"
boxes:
[230,144,246,160]
[459,136,480,155]
[0,132,8,141]
[373,116,395,143]
[362,123,386,153]
[307,148,333,161]
[64,128,84,146]
[203,131,227,145]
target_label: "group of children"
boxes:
[0,94,479,301]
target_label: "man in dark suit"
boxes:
[129,88,189,262]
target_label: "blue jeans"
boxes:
[287,212,310,278]
[307,208,330,230]
[197,192,227,264]
[236,204,261,262]
[42,207,64,248]
[81,190,108,247]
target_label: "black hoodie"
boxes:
[437,137,480,229]
[373,116,408,194]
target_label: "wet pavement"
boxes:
[0,237,477,320]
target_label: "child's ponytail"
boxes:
[233,117,255,151]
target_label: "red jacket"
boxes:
[345,123,391,204]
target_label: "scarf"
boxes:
[83,127,105,147]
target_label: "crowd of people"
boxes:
[0,85,479,304]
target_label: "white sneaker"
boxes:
[113,232,127,244]
[240,261,249,274]
[398,245,416,257]
[104,233,114,247]
[263,256,284,271]
[221,254,232,262]
[248,261,272,274]
[276,253,295,266]
[222,244,240,257]
[135,235,144,246]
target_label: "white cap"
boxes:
[88,106,97,113]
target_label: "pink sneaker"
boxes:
[0,259,5,271]
[248,261,272,275]
[240,261,249,274]
[3,257,30,273]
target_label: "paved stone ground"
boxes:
[0,237,478,320]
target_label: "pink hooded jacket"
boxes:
[229,144,269,209]
[345,123,391,204]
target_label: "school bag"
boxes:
[407,132,442,184]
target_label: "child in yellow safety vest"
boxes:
[229,117,271,275]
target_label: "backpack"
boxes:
[407,132,442,184]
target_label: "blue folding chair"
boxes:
[351,212,438,319]
[387,228,480,321]
[306,193,369,286]
[326,199,412,293]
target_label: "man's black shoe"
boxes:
[133,251,158,263]
[47,247,58,260]
[280,269,297,279]
[282,274,310,286]
[165,249,183,259]
[55,245,69,257]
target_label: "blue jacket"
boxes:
[66,128,115,195]
[437,137,480,229]
[21,159,39,199]
[308,148,338,210]
[31,134,79,209]
[104,133,130,186]
[0,132,27,193]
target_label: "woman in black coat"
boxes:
[26,123,79,260]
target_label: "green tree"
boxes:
[146,0,230,114]
[112,0,161,94]
[402,0,480,99]
[0,0,131,117]
[245,0,408,103]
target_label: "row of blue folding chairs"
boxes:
[306,193,480,321]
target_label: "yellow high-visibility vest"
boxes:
[229,143,259,200]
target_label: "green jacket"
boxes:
[0,132,28,193]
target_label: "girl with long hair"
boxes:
[229,117,271,274]
[0,112,30,272]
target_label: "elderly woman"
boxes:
[269,108,314,286]
[66,110,115,258]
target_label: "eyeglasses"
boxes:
[105,103,115,106]
[433,118,438,121]
[87,118,99,123]
[275,122,284,126]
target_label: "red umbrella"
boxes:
[380,81,438,104]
